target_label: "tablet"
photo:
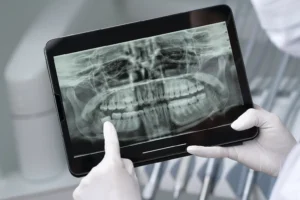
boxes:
[45,5,258,177]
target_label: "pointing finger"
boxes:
[103,121,121,160]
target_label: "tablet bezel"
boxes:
[45,5,258,177]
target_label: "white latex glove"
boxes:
[73,121,141,200]
[187,105,297,176]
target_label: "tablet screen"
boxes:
[54,21,244,158]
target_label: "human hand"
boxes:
[73,121,141,200]
[187,105,297,176]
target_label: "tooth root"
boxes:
[116,93,125,110]
[107,95,117,110]
[162,104,171,128]
[121,119,128,132]
[148,108,158,126]
[153,83,159,101]
[144,108,156,137]
[188,104,196,114]
[156,106,164,120]
[147,84,154,102]
[153,108,160,127]
[159,85,165,100]
[124,117,139,132]
[207,90,221,111]
[132,117,141,131]
[157,105,167,127]
[114,119,123,132]
[164,82,170,100]
[91,120,103,136]
[139,110,152,136]
[180,81,188,96]
[136,88,144,106]
[147,92,154,103]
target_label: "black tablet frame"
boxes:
[45,5,258,177]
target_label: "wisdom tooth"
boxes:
[189,85,197,94]
[101,116,111,123]
[194,72,226,95]
[197,84,204,91]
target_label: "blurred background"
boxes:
[0,0,299,200]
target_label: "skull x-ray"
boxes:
[54,22,243,156]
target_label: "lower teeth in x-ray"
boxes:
[54,22,243,146]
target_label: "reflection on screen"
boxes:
[54,22,244,156]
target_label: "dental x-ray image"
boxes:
[54,22,244,156]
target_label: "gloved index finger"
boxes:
[103,121,121,160]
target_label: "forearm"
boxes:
[251,0,300,57]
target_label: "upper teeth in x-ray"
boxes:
[54,22,244,144]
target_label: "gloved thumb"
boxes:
[231,108,267,131]
[187,146,228,158]
[103,121,121,160]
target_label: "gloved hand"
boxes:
[73,121,141,200]
[187,105,297,176]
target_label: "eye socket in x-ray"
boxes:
[54,21,244,157]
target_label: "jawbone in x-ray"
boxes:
[54,22,244,156]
